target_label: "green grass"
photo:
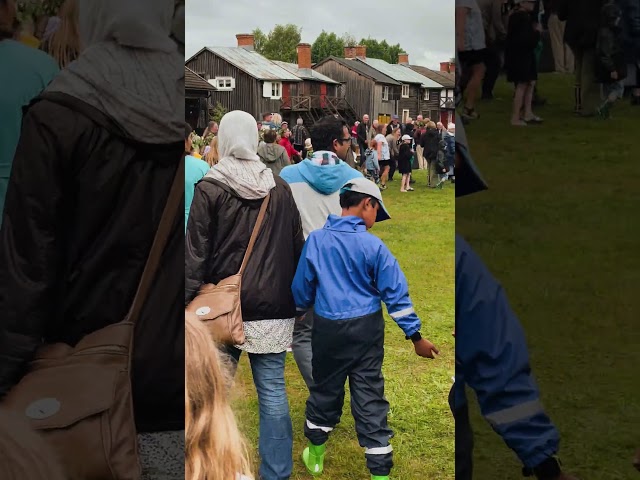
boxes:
[231,170,455,480]
[457,74,640,479]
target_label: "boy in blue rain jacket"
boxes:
[292,177,439,480]
[454,120,578,480]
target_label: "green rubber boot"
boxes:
[302,442,326,476]
[371,476,390,480]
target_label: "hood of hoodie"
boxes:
[290,158,362,195]
[258,143,285,163]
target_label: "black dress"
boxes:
[505,10,540,84]
[398,143,413,174]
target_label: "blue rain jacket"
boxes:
[292,215,421,337]
[455,235,560,468]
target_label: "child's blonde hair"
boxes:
[205,136,219,167]
[185,313,253,480]
[0,409,67,480]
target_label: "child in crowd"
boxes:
[292,178,439,480]
[0,409,67,480]
[595,1,627,119]
[304,138,313,159]
[364,139,380,185]
[398,134,414,192]
[185,313,253,480]
[505,0,543,126]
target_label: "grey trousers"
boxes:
[292,308,314,389]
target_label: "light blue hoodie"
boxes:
[280,156,362,239]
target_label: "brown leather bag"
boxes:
[2,156,184,480]
[186,192,270,345]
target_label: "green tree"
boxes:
[209,102,227,124]
[311,31,345,63]
[252,24,301,63]
[359,37,405,64]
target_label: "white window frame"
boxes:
[382,86,389,101]
[423,89,430,101]
[401,84,410,98]
[213,77,235,91]
[263,81,283,100]
[402,109,410,123]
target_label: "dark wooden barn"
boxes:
[313,47,402,125]
[409,64,456,126]
[185,66,215,132]
[185,34,302,121]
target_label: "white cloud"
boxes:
[185,0,454,69]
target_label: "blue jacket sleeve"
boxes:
[292,238,317,314]
[374,241,421,337]
[455,235,560,468]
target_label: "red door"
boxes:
[320,83,327,108]
[282,83,291,110]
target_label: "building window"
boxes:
[382,86,389,101]
[263,81,283,99]
[423,89,430,101]
[401,84,410,98]
[214,77,235,91]
[402,109,410,123]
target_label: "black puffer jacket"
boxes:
[557,0,604,50]
[421,127,439,161]
[185,176,304,321]
[0,93,184,433]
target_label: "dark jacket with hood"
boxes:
[0,92,184,433]
[557,0,604,50]
[257,142,290,176]
[421,127,440,161]
[185,176,304,320]
[596,2,628,82]
[617,0,640,63]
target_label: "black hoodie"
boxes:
[595,2,628,82]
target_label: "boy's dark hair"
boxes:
[263,129,277,144]
[185,123,193,140]
[262,112,272,120]
[339,190,379,210]
[310,115,349,152]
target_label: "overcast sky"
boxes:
[185,0,454,69]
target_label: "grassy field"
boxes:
[458,74,640,479]
[231,169,455,480]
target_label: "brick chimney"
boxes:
[440,61,452,73]
[344,46,357,59]
[297,43,312,70]
[236,33,254,50]
[355,45,367,59]
[398,52,409,65]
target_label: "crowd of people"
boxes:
[456,0,640,124]
[189,112,457,195]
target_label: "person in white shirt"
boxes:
[374,124,391,190]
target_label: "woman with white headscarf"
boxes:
[0,1,185,478]
[186,110,304,480]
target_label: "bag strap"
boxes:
[126,154,185,325]
[237,193,271,276]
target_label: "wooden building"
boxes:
[272,44,358,126]
[313,48,402,125]
[409,64,456,125]
[185,34,302,121]
[185,66,215,132]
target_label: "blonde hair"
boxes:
[45,0,81,69]
[0,409,67,480]
[272,112,282,126]
[185,313,253,480]
[205,136,219,167]
[427,121,437,129]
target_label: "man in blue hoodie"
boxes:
[280,115,362,389]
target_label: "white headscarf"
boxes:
[206,111,276,200]
[46,0,184,144]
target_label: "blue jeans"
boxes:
[228,349,293,480]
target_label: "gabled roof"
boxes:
[359,58,443,88]
[313,56,401,85]
[409,65,455,88]
[272,61,340,84]
[185,66,215,91]
[188,47,301,82]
